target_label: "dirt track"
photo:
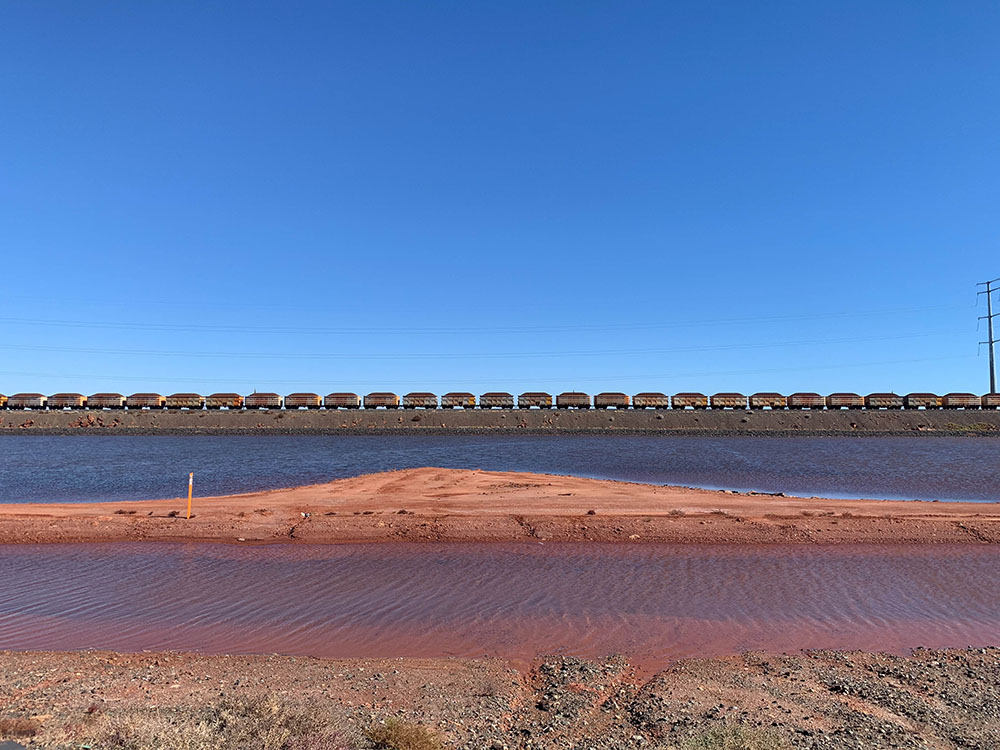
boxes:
[1,467,998,545]
[2,407,1000,435]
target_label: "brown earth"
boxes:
[2,648,998,749]
[2,407,1000,435]
[0,467,998,546]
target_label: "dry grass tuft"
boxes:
[366,718,443,750]
[668,508,686,516]
[0,717,40,738]
[681,724,788,750]
[79,696,356,750]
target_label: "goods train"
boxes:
[2,391,999,410]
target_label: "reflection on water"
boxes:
[0,435,999,503]
[1,543,998,668]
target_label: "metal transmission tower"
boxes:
[979,277,1000,394]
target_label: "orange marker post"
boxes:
[186,472,194,519]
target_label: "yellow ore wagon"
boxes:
[206,393,244,409]
[49,393,87,409]
[479,392,515,409]
[9,393,47,409]
[632,392,670,409]
[324,393,361,409]
[285,393,322,409]
[826,393,864,409]
[787,392,824,409]
[942,392,980,409]
[594,392,630,409]
[364,392,400,409]
[403,392,438,409]
[865,393,903,409]
[672,393,709,409]
[243,393,282,409]
[88,393,126,409]
[441,392,476,408]
[0,394,6,409]
[518,392,553,408]
[749,393,786,409]
[245,392,283,409]
[556,392,591,409]
[710,393,747,409]
[904,393,942,409]
[127,393,166,409]
[165,393,206,409]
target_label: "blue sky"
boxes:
[1,1,998,396]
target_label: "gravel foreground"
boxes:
[1,647,998,749]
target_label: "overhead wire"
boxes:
[0,330,962,361]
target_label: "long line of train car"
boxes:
[1,391,999,410]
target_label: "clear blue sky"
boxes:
[1,1,998,396]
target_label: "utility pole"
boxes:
[979,277,1000,394]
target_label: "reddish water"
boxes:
[1,543,998,669]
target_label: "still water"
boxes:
[0,543,997,668]
[0,435,997,503]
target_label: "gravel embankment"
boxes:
[2,408,1000,435]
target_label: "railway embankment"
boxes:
[1,407,999,435]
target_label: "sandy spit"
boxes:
[0,467,997,545]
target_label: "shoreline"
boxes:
[3,407,1000,435]
[1,467,998,546]
[2,647,997,749]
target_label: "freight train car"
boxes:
[865,393,903,409]
[480,392,514,409]
[403,392,438,409]
[165,393,205,410]
[826,393,864,410]
[633,392,670,409]
[710,393,747,409]
[441,392,476,408]
[942,392,980,409]
[904,393,942,409]
[325,393,361,409]
[9,393,47,409]
[0,394,6,409]
[206,393,244,409]
[518,392,552,408]
[87,393,125,409]
[126,393,165,409]
[245,392,282,409]
[983,393,1000,409]
[364,392,400,409]
[594,392,629,409]
[672,393,708,409]
[285,393,322,409]
[556,392,590,409]
[749,392,786,409]
[49,393,87,409]
[787,392,824,409]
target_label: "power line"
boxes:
[979,277,1000,393]
[0,353,976,388]
[0,303,968,336]
[0,330,959,362]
